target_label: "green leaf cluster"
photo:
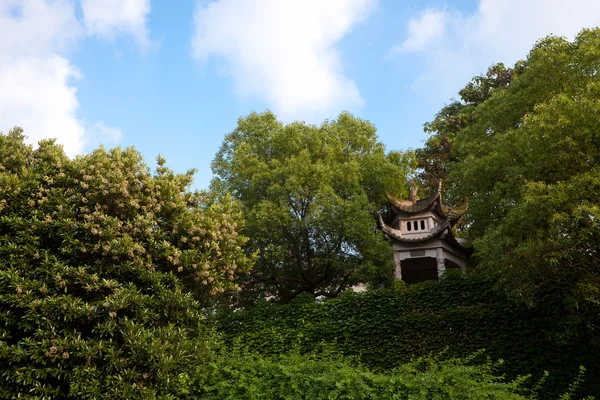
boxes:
[442,29,600,311]
[211,111,414,303]
[214,272,600,399]
[0,129,253,398]
[185,350,527,400]
[416,63,513,195]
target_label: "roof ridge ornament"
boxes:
[409,179,420,202]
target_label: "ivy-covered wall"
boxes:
[213,273,599,399]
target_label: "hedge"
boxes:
[180,350,529,400]
[213,272,600,399]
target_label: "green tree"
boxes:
[416,63,513,196]
[212,111,413,303]
[443,29,600,314]
[0,129,253,398]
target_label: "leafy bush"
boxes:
[214,272,600,399]
[182,349,528,400]
[0,130,253,398]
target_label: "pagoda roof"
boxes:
[379,215,472,254]
[387,182,443,214]
[387,182,468,227]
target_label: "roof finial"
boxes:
[409,179,419,202]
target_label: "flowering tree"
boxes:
[0,129,253,398]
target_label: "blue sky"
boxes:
[2,0,600,189]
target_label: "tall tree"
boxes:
[212,111,413,302]
[443,29,600,316]
[416,63,513,198]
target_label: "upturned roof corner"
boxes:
[386,180,468,227]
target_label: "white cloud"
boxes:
[0,55,84,156]
[80,0,152,51]
[392,9,448,53]
[394,0,600,102]
[0,0,82,57]
[0,0,151,156]
[0,0,86,156]
[191,0,375,122]
[84,122,123,150]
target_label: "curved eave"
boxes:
[380,216,473,255]
[386,181,469,227]
[379,215,405,241]
[379,216,448,243]
[387,188,441,214]
[444,231,474,255]
[439,202,469,227]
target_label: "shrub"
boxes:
[214,272,600,398]
[0,130,253,398]
[183,349,528,400]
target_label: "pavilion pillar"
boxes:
[393,252,402,280]
[436,248,445,278]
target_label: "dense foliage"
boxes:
[418,29,600,317]
[0,129,253,398]
[415,63,513,195]
[212,111,414,303]
[214,273,600,399]
[180,350,528,400]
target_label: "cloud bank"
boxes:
[0,0,151,156]
[393,0,600,102]
[81,0,152,51]
[192,0,375,122]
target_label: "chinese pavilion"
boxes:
[379,182,471,283]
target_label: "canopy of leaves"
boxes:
[416,63,513,195]
[443,29,600,312]
[212,111,414,303]
[0,129,253,398]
